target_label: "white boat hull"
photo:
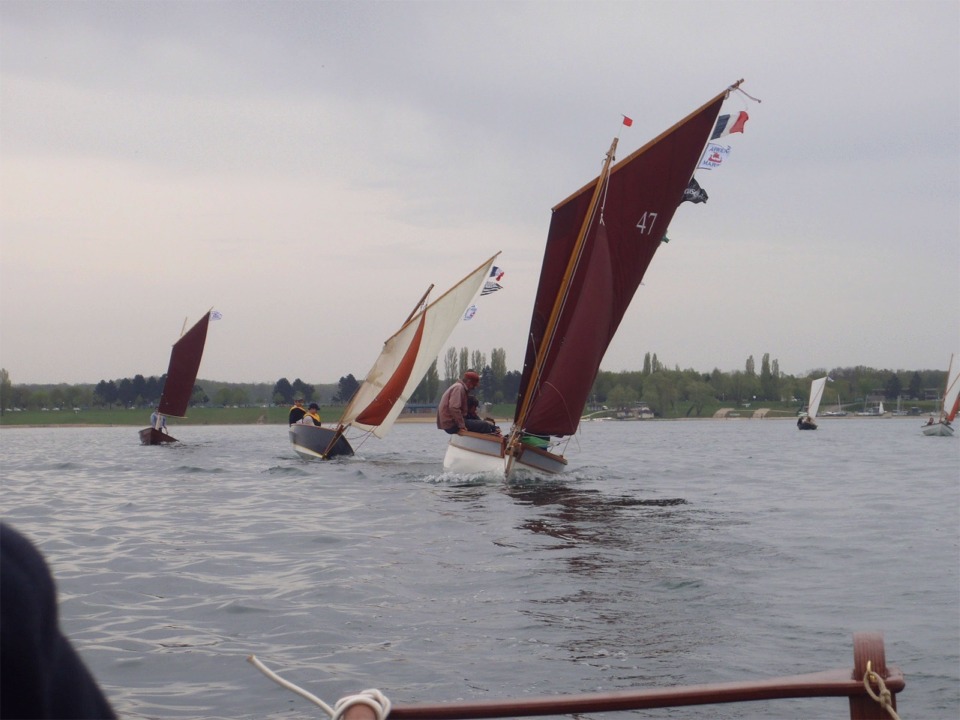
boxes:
[443,432,568,477]
[921,422,955,437]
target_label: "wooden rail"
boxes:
[342,632,902,720]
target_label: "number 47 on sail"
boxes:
[636,211,658,235]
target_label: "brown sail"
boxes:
[513,90,729,438]
[156,311,211,417]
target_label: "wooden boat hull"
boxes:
[288,424,355,460]
[921,422,954,437]
[139,427,178,445]
[443,431,568,476]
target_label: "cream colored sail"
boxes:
[339,253,499,439]
[807,377,827,420]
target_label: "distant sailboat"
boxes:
[290,254,500,459]
[139,310,215,445]
[922,354,959,437]
[443,81,748,476]
[822,394,847,417]
[797,377,827,430]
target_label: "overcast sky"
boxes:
[2,0,958,386]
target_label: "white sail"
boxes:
[807,377,827,420]
[339,253,499,439]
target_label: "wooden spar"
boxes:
[549,83,740,212]
[321,424,347,459]
[506,137,618,465]
[403,284,434,326]
[337,632,902,720]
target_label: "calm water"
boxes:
[1,419,957,719]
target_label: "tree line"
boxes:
[0,353,951,418]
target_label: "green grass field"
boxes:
[0,400,936,428]
[0,404,511,427]
[0,406,296,427]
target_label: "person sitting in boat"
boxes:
[466,396,500,435]
[436,370,481,434]
[288,399,307,425]
[149,410,167,433]
[298,402,322,426]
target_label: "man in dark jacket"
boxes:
[1,522,116,719]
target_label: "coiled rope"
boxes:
[247,655,391,720]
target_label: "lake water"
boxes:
[1,419,957,719]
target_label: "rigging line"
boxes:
[539,379,577,435]
[733,85,762,104]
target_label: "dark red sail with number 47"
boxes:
[157,311,212,418]
[513,90,728,437]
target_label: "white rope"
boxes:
[334,689,392,720]
[863,661,901,720]
[247,655,391,720]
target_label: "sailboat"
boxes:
[443,81,747,477]
[290,253,501,460]
[922,354,959,437]
[139,310,215,445]
[822,394,847,417]
[797,377,827,430]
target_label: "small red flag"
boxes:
[622,116,633,127]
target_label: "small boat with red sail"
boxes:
[139,310,215,445]
[444,81,749,477]
[290,254,500,460]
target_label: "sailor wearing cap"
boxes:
[436,370,481,434]
[301,402,322,426]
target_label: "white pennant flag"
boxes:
[698,143,731,170]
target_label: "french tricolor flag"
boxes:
[711,111,749,140]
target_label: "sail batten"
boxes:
[513,93,727,438]
[156,311,212,418]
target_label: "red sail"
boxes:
[947,391,960,423]
[355,314,426,427]
[157,312,211,418]
[515,93,726,437]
